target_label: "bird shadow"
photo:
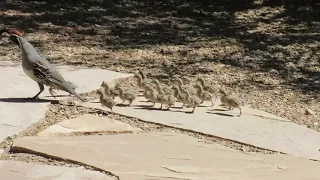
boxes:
[133,105,187,113]
[208,108,229,112]
[0,97,54,103]
[206,111,235,117]
[43,95,71,98]
[115,104,130,107]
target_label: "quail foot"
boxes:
[1,28,84,102]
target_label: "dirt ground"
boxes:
[0,0,319,166]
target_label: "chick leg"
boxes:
[238,107,242,117]
[191,105,196,113]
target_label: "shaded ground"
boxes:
[0,0,319,131]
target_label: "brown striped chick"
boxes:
[171,77,195,95]
[181,89,201,113]
[114,84,137,106]
[152,79,172,95]
[144,84,162,107]
[171,85,186,108]
[196,76,215,94]
[96,88,116,112]
[133,72,153,92]
[218,89,242,117]
[194,83,215,106]
[100,81,117,99]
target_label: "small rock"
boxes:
[0,149,4,154]
[314,122,318,126]
[269,69,279,75]
[305,109,315,115]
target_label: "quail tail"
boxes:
[61,81,85,102]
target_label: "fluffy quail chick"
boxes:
[144,84,161,107]
[218,89,242,117]
[171,85,186,108]
[182,89,201,113]
[49,81,77,98]
[133,72,152,92]
[194,83,215,106]
[172,77,195,95]
[196,77,215,94]
[153,79,172,95]
[114,84,137,106]
[96,88,116,112]
[160,90,177,110]
[100,81,117,99]
[218,89,228,108]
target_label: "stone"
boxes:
[0,61,132,142]
[82,96,320,161]
[12,132,320,180]
[306,109,315,115]
[38,114,141,136]
[0,160,114,180]
[0,149,4,155]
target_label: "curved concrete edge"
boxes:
[0,160,115,180]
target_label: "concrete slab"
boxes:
[0,160,114,180]
[83,97,320,161]
[0,61,132,142]
[37,114,141,136]
[12,132,320,180]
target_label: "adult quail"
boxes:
[1,28,84,101]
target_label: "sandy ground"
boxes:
[0,0,318,168]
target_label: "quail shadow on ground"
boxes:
[44,95,71,98]
[209,108,229,112]
[206,111,235,117]
[0,97,53,103]
[115,104,130,107]
[133,105,186,113]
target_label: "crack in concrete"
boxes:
[10,146,120,180]
[10,169,36,180]
[1,123,22,128]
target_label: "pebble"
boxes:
[305,109,315,115]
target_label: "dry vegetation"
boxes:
[0,0,319,131]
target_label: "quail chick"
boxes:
[171,85,186,108]
[96,88,116,112]
[160,94,177,110]
[194,83,215,106]
[144,84,162,107]
[152,79,172,95]
[100,81,117,99]
[114,84,137,106]
[182,89,201,113]
[138,70,153,84]
[218,89,228,108]
[196,77,215,94]
[171,77,195,95]
[218,89,242,117]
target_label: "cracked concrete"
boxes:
[11,132,320,180]
[37,114,142,136]
[0,160,115,180]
